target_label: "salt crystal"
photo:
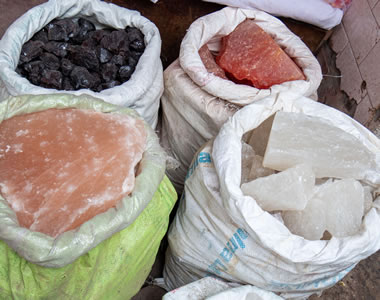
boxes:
[0,108,146,237]
[263,112,377,180]
[324,179,364,237]
[282,179,333,240]
[283,179,364,239]
[216,19,305,89]
[241,164,315,211]
[241,141,256,184]
[248,155,275,181]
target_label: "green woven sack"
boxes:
[0,94,177,299]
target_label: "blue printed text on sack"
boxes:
[185,152,212,181]
[206,228,248,276]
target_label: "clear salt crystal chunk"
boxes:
[248,154,275,181]
[241,164,315,211]
[324,179,364,237]
[241,141,256,184]
[263,112,378,180]
[283,179,364,240]
[282,190,327,241]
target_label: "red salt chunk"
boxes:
[198,44,228,79]
[0,108,146,237]
[216,19,306,89]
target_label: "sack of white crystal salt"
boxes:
[0,94,177,300]
[164,93,380,299]
[162,277,283,300]
[160,7,322,193]
[0,0,163,128]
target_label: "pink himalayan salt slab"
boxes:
[216,19,305,89]
[198,44,228,79]
[0,108,146,237]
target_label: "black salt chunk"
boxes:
[130,39,145,52]
[61,58,75,76]
[44,41,68,57]
[100,30,129,54]
[127,56,138,67]
[70,66,96,89]
[40,69,63,89]
[62,77,74,90]
[81,37,98,48]
[119,65,134,82]
[97,47,113,64]
[19,40,44,64]
[71,18,96,44]
[31,29,48,43]
[23,60,44,74]
[40,52,60,70]
[125,27,144,42]
[130,50,144,61]
[78,18,96,32]
[101,63,118,82]
[90,72,101,90]
[46,19,79,41]
[70,47,99,72]
[29,72,41,85]
[110,54,125,66]
[46,22,66,41]
[91,29,112,43]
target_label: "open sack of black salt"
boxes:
[163,92,380,299]
[0,0,163,128]
[0,94,176,300]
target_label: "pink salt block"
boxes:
[216,19,306,89]
[198,44,228,79]
[0,108,146,237]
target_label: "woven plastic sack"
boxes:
[160,7,322,193]
[0,93,177,299]
[163,277,283,300]
[203,0,344,30]
[0,0,163,128]
[164,93,380,299]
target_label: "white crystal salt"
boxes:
[283,179,364,240]
[248,155,275,181]
[241,141,256,184]
[241,164,315,211]
[263,112,377,180]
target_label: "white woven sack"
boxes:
[203,0,344,30]
[163,277,283,300]
[160,7,322,192]
[164,93,380,299]
[0,0,163,128]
